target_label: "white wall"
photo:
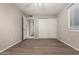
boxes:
[57,7,79,51]
[0,4,24,52]
[38,18,57,38]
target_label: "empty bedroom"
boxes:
[0,3,79,55]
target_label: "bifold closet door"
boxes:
[38,18,57,38]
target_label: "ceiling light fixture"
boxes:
[25,3,42,7]
[34,3,42,7]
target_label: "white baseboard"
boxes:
[58,38,79,52]
[26,38,57,39]
[0,40,22,53]
[37,38,57,39]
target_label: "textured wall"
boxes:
[57,7,79,51]
[0,4,24,52]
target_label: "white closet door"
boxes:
[38,18,57,38]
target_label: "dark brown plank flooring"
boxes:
[0,39,79,55]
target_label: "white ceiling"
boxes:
[16,3,68,16]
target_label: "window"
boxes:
[68,4,79,30]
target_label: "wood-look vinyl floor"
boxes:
[0,39,79,55]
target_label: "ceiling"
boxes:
[16,3,68,16]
